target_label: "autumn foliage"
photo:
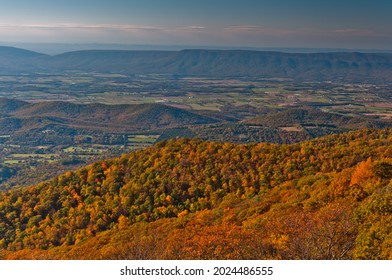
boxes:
[0,128,391,259]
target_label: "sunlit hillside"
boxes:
[0,128,391,259]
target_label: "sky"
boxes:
[0,0,391,50]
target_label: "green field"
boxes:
[127,134,160,144]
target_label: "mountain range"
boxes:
[1,46,392,82]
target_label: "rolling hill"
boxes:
[180,108,391,144]
[3,97,391,192]
[243,108,388,129]
[1,99,218,133]
[1,98,391,145]
[0,98,29,116]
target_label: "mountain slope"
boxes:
[0,128,391,259]
[49,50,174,73]
[0,46,48,73]
[0,46,47,62]
[0,98,29,116]
[48,49,392,82]
[169,50,392,81]
[1,46,392,82]
[3,100,218,132]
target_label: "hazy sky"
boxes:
[0,0,391,50]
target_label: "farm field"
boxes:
[1,73,391,117]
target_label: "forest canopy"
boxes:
[0,128,391,260]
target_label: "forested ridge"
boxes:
[0,128,391,259]
[1,46,392,83]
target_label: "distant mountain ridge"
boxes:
[48,49,392,82]
[1,46,392,82]
[0,46,48,73]
[0,46,47,58]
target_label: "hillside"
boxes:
[243,108,388,130]
[1,46,392,82]
[0,98,29,116]
[3,97,389,137]
[0,46,49,73]
[49,50,173,73]
[180,108,390,144]
[2,101,218,133]
[0,128,391,259]
[3,98,390,146]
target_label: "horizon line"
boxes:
[1,41,392,55]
